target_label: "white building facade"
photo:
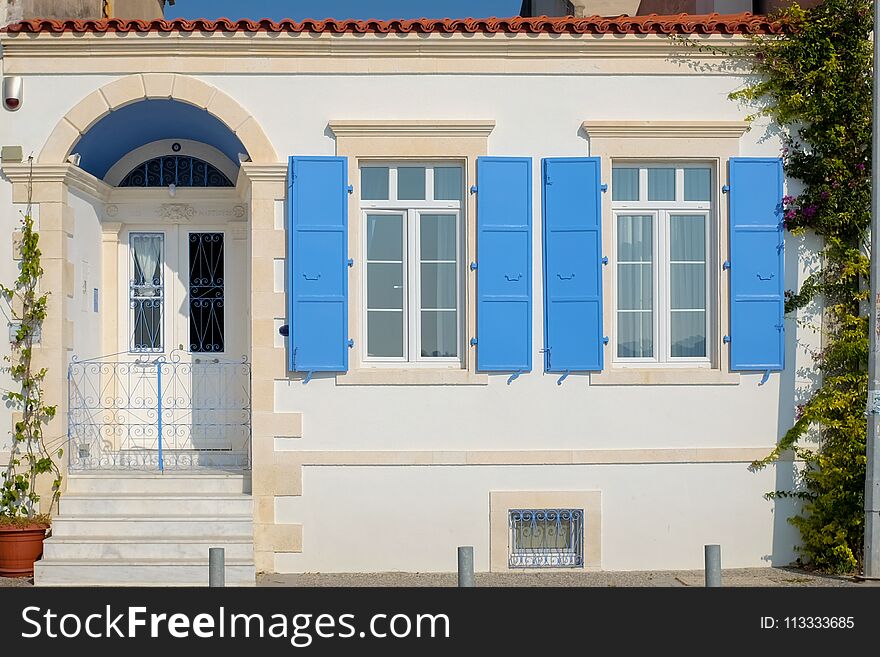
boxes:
[0,14,813,583]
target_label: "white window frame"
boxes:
[611,163,714,367]
[360,162,464,367]
[128,230,166,354]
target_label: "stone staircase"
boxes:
[34,472,255,586]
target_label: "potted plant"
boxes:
[0,159,61,578]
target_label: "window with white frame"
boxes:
[129,232,164,353]
[611,164,713,365]
[360,163,464,364]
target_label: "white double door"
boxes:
[119,223,247,456]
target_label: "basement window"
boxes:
[508,508,584,569]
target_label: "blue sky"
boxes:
[165,1,525,21]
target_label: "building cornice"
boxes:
[328,120,496,139]
[582,120,749,139]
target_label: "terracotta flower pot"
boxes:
[0,524,48,578]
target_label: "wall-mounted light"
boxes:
[67,153,81,166]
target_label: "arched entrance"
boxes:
[42,76,278,472]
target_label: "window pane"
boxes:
[612,167,639,201]
[421,311,458,358]
[366,214,403,261]
[617,312,653,358]
[514,514,573,550]
[189,232,224,353]
[670,214,706,262]
[618,264,653,311]
[130,233,163,352]
[684,168,711,202]
[434,167,462,201]
[361,167,389,200]
[367,263,404,309]
[421,263,457,309]
[421,214,456,261]
[671,311,706,358]
[368,311,404,358]
[617,215,652,262]
[397,166,426,200]
[648,168,675,201]
[671,263,706,310]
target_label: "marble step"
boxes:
[66,473,250,495]
[59,494,253,516]
[42,536,254,561]
[34,558,256,587]
[50,514,253,538]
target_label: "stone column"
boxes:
[240,164,304,574]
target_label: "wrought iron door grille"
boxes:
[68,355,251,471]
[189,232,225,353]
[508,509,584,568]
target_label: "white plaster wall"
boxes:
[275,462,802,572]
[67,190,103,360]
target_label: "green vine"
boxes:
[675,0,871,573]
[0,156,61,525]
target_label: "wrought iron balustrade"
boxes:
[68,354,251,471]
[508,509,584,569]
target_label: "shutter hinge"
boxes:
[722,184,730,194]
[600,183,608,193]
[470,185,478,195]
[775,324,784,331]
[545,175,552,186]
[507,371,523,385]
[292,346,298,370]
[557,370,571,386]
[540,347,551,370]
[347,258,354,268]
[470,337,478,346]
[347,185,354,195]
[470,262,478,271]
[348,339,355,348]
[602,256,609,266]
[723,335,731,344]
[722,260,731,271]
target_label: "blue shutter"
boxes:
[542,157,604,372]
[728,157,784,371]
[475,157,532,372]
[287,156,349,373]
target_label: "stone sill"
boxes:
[336,368,489,386]
[590,368,740,386]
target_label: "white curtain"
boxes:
[131,233,163,293]
[670,215,706,357]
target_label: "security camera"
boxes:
[2,77,23,112]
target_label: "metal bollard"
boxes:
[704,544,721,587]
[457,546,475,587]
[209,547,226,587]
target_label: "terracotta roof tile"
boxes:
[2,13,784,36]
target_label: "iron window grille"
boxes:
[508,508,584,569]
[119,155,233,188]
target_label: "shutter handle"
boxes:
[507,371,523,385]
[347,258,354,268]
[602,256,609,266]
[722,260,731,271]
[470,185,478,195]
[757,272,775,281]
[603,336,609,345]
[470,338,478,346]
[505,273,523,282]
[722,185,730,194]
[600,184,608,193]
[303,273,321,281]
[347,185,354,195]
[557,370,571,386]
[348,339,355,348]
[557,273,575,281]
[723,335,731,344]
[470,262,478,271]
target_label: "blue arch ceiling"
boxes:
[71,99,248,180]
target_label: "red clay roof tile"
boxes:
[2,13,784,36]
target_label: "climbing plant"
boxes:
[0,157,61,525]
[731,0,872,573]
